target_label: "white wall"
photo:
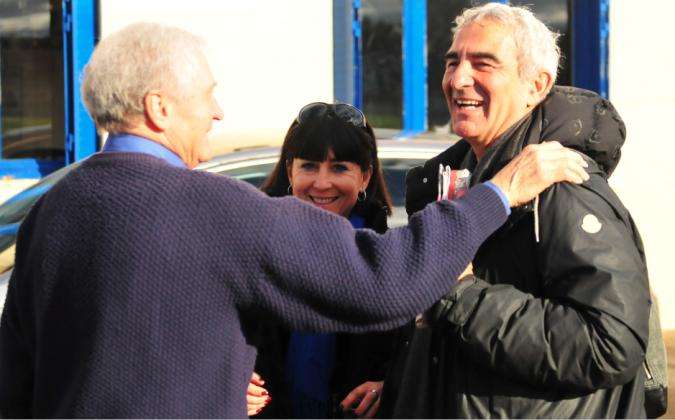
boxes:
[98,0,334,154]
[609,0,675,328]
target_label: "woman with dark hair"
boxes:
[248,103,395,419]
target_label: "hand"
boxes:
[458,263,473,281]
[247,372,270,417]
[340,381,383,418]
[490,141,589,207]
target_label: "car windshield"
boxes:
[0,164,78,261]
[0,146,435,275]
[0,164,77,226]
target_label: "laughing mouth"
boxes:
[309,195,338,205]
[454,98,483,109]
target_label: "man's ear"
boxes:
[527,70,554,107]
[144,90,171,132]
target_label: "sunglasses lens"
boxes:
[334,104,366,128]
[296,102,366,128]
[297,102,329,125]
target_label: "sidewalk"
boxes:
[664,330,674,418]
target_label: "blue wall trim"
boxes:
[401,0,427,136]
[333,0,355,105]
[0,159,64,179]
[63,0,98,165]
[572,0,609,98]
[351,0,363,109]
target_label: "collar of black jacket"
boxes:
[468,86,625,186]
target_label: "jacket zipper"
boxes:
[644,360,654,381]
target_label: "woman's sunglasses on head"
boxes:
[296,102,367,129]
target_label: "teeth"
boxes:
[456,99,481,106]
[311,196,336,204]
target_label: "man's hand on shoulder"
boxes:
[490,141,589,207]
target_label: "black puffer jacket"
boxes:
[379,86,650,418]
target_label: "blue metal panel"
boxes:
[62,0,98,164]
[352,0,363,109]
[333,0,355,105]
[401,0,427,136]
[0,159,64,179]
[572,0,609,98]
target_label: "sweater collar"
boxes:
[101,134,187,169]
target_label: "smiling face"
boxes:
[442,19,539,152]
[287,150,372,217]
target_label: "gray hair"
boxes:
[81,22,206,134]
[453,2,561,83]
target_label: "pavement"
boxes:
[664,330,675,418]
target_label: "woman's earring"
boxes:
[287,185,293,195]
[357,190,367,202]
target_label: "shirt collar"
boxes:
[101,133,187,169]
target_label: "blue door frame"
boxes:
[0,0,97,179]
[339,0,609,134]
[62,0,98,165]
[572,0,609,98]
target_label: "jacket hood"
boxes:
[539,86,626,177]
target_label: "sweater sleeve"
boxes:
[0,272,32,418]
[434,176,649,392]
[218,178,507,334]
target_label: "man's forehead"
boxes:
[447,20,517,57]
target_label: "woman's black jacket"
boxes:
[252,203,396,418]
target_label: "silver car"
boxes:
[0,139,449,309]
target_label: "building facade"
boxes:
[1,0,673,328]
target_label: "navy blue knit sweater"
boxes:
[0,152,505,418]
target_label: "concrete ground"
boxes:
[664,330,675,418]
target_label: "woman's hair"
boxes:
[261,108,393,217]
[453,2,561,83]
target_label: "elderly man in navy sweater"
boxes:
[0,22,587,418]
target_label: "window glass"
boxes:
[510,0,571,86]
[426,0,474,132]
[361,0,402,129]
[0,0,64,160]
[426,0,571,132]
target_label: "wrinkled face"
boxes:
[165,53,224,168]
[442,20,535,146]
[287,150,371,217]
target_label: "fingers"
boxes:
[340,384,366,412]
[247,372,270,416]
[353,389,380,418]
[247,382,268,397]
[246,393,271,416]
[250,371,265,387]
[341,381,383,418]
[491,143,590,207]
[363,397,381,419]
[538,149,589,185]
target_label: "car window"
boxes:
[218,163,276,188]
[216,157,427,228]
[381,158,425,206]
[0,164,76,226]
[0,164,77,257]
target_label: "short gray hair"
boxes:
[453,2,561,83]
[81,22,206,134]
